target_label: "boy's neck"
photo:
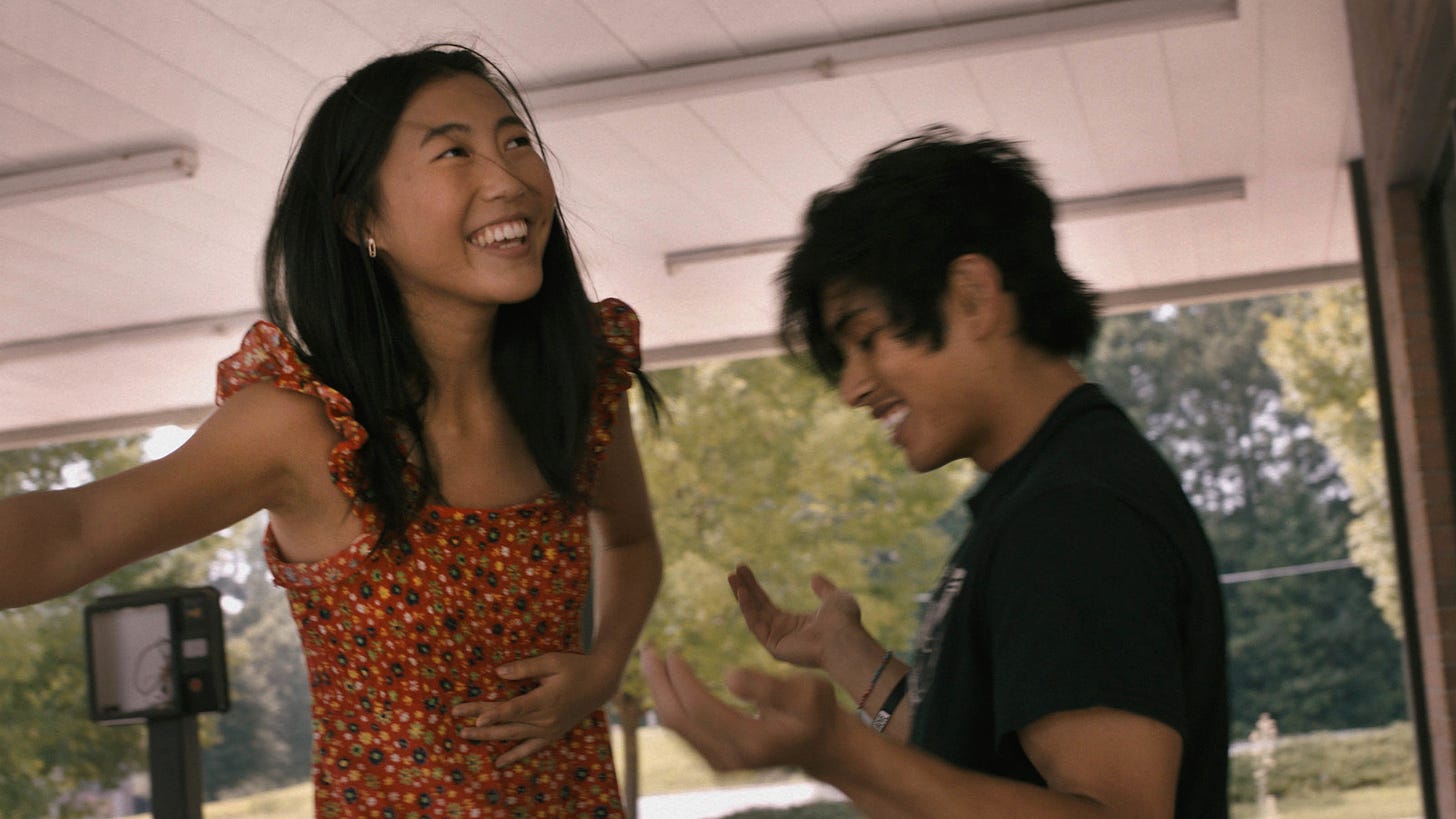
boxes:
[971,355,1085,473]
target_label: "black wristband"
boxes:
[870,674,908,733]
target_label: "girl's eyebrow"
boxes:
[419,122,470,147]
[418,116,527,148]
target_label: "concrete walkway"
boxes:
[637,780,851,818]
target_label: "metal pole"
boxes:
[147,714,202,819]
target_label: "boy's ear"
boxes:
[945,254,1007,332]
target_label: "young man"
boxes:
[642,131,1229,817]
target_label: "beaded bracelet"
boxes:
[855,650,894,711]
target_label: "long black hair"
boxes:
[264,44,649,544]
[780,127,1100,383]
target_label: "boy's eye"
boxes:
[437,146,469,159]
[856,327,883,352]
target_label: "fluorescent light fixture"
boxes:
[0,147,198,209]
[642,262,1360,371]
[1058,176,1245,220]
[666,176,1247,271]
[525,0,1236,120]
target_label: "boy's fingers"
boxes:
[809,573,838,599]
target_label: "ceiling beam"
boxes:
[643,262,1362,371]
[0,310,260,365]
[0,260,1358,449]
[525,0,1237,121]
[665,176,1247,271]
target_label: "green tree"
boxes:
[199,522,314,799]
[1083,297,1406,738]
[1261,284,1401,637]
[0,436,223,816]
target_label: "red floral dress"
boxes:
[215,300,640,818]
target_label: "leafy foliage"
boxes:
[0,436,224,816]
[627,355,971,704]
[1084,298,1407,739]
[199,527,314,799]
[1228,721,1417,801]
[1261,284,1401,636]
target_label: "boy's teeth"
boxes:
[880,407,909,435]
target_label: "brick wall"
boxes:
[1344,1,1456,815]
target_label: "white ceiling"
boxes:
[0,0,1362,447]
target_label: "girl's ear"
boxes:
[945,254,1009,336]
[337,197,371,247]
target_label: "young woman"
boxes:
[0,45,661,817]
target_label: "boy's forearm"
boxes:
[818,629,912,742]
[809,718,1120,819]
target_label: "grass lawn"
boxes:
[1230,785,1423,819]
[609,724,809,795]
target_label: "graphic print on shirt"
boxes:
[908,564,967,712]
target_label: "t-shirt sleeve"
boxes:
[983,485,1189,745]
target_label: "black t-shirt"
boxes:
[907,384,1229,817]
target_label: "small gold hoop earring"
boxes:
[366,237,377,258]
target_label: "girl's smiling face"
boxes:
[367,72,557,317]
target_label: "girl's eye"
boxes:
[504,134,534,151]
[437,146,469,159]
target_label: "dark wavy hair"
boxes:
[264,44,654,544]
[780,127,1100,382]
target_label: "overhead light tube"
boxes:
[665,175,1247,271]
[0,147,199,210]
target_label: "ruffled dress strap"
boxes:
[581,299,642,490]
[215,321,381,587]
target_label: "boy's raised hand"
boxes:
[729,564,865,671]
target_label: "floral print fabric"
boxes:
[215,300,639,818]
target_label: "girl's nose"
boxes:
[475,156,527,200]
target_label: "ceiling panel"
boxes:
[779,75,920,169]
[1117,209,1203,288]
[1162,10,1261,181]
[968,46,1106,195]
[188,0,383,79]
[585,0,740,69]
[870,61,997,137]
[1055,218,1133,291]
[1065,33,1183,189]
[593,103,794,238]
[822,0,947,38]
[0,0,1365,445]
[699,0,839,54]
[686,89,849,207]
[52,0,321,125]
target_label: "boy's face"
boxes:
[821,282,993,473]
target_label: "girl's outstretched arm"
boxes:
[0,383,323,608]
[454,399,663,767]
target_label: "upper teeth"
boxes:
[881,407,909,435]
[471,220,527,246]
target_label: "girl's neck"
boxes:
[406,301,500,418]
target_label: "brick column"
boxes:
[1344,1,1456,814]
[1381,185,1456,817]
